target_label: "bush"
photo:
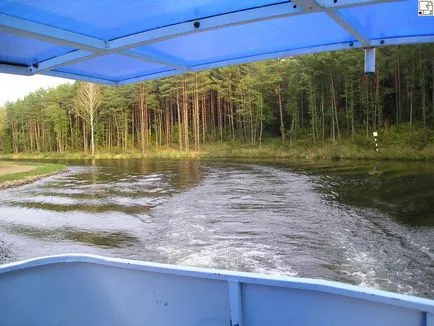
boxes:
[353,134,375,149]
[381,123,432,149]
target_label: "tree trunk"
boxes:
[331,84,335,141]
[229,85,235,141]
[83,122,88,153]
[330,72,340,140]
[176,88,183,150]
[420,53,427,144]
[277,85,285,144]
[123,112,128,152]
[309,81,316,146]
[90,114,95,157]
[408,64,413,146]
[217,93,223,142]
[183,77,189,151]
[397,53,402,123]
[321,83,325,141]
[345,76,349,135]
[203,95,207,144]
[131,105,135,148]
[139,85,146,153]
[350,81,355,140]
[364,78,369,136]
[395,60,400,124]
[194,75,200,151]
[259,95,263,148]
[210,90,216,141]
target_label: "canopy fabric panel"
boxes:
[0,0,433,85]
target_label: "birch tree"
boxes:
[75,82,101,157]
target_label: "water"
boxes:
[0,159,433,298]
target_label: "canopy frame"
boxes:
[0,0,433,85]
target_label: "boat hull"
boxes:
[0,254,433,326]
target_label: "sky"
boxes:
[0,74,72,107]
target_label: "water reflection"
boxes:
[0,159,205,257]
[4,224,139,248]
[292,160,434,226]
[2,160,204,215]
[7,201,154,215]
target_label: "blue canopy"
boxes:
[0,0,433,85]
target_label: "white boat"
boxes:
[0,254,433,326]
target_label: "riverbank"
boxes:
[202,140,434,161]
[1,139,434,161]
[0,162,67,189]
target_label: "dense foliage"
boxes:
[1,44,433,155]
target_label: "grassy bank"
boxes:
[0,150,199,161]
[1,138,434,161]
[201,140,434,161]
[0,162,67,188]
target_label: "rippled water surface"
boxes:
[0,159,433,298]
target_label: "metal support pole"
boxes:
[364,48,376,75]
[228,281,243,326]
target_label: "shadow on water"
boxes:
[242,158,434,227]
[7,201,154,215]
[3,224,139,249]
[309,161,434,227]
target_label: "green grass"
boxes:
[2,141,433,161]
[1,126,434,162]
[0,162,67,184]
[0,149,199,160]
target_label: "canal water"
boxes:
[0,159,432,298]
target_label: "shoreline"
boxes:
[0,164,68,189]
[1,144,434,162]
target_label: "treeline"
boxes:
[0,44,433,155]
